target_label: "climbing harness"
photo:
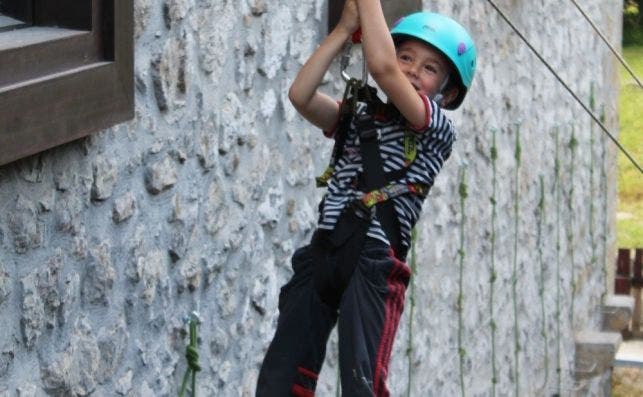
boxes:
[484,0,643,175]
[312,33,429,308]
[178,312,201,397]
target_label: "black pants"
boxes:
[256,237,411,397]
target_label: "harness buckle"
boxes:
[350,199,374,220]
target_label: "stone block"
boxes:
[82,243,116,306]
[91,156,117,201]
[574,331,621,380]
[19,253,64,349]
[602,294,634,332]
[15,383,38,397]
[40,319,100,396]
[145,155,178,194]
[0,351,14,379]
[135,250,168,304]
[8,195,43,253]
[112,192,136,223]
[0,264,10,306]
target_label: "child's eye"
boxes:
[399,54,412,62]
[424,64,437,74]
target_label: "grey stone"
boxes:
[0,263,10,306]
[136,381,154,397]
[197,120,219,170]
[16,384,39,397]
[38,190,56,212]
[145,155,178,194]
[55,192,85,235]
[164,0,190,27]
[209,326,229,357]
[574,331,622,380]
[20,273,45,348]
[250,0,267,16]
[41,319,100,396]
[250,275,269,316]
[150,36,187,113]
[8,195,43,254]
[115,370,133,395]
[112,192,136,223]
[170,193,198,226]
[204,182,227,235]
[91,156,118,201]
[82,243,116,306]
[135,250,168,305]
[97,320,128,384]
[257,183,284,228]
[150,55,168,112]
[134,0,152,38]
[0,351,14,379]
[169,229,189,262]
[16,155,45,183]
[20,254,63,348]
[602,294,634,332]
[60,273,81,328]
[178,254,201,292]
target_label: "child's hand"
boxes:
[336,0,360,37]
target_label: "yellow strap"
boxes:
[315,166,334,187]
[404,131,417,166]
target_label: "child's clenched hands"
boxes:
[336,0,360,37]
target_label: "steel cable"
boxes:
[569,0,642,89]
[484,0,642,175]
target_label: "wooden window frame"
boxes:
[0,0,133,166]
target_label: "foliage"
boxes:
[617,46,643,248]
[623,1,643,45]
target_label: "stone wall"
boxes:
[0,0,621,395]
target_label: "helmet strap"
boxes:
[432,74,450,106]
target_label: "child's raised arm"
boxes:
[288,0,360,132]
[355,0,428,128]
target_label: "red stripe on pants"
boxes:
[292,384,315,397]
[373,249,410,397]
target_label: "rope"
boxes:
[554,128,562,396]
[457,166,468,397]
[566,129,578,328]
[405,227,418,397]
[484,0,643,175]
[489,128,499,396]
[569,0,643,89]
[179,313,201,397]
[536,175,549,392]
[511,124,522,396]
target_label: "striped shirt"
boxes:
[317,95,456,251]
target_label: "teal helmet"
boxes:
[391,12,477,109]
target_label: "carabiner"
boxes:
[340,29,368,86]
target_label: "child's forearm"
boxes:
[288,27,351,110]
[355,0,397,77]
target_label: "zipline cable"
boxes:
[569,0,643,89]
[484,0,643,175]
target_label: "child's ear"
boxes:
[440,87,460,108]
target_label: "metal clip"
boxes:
[183,311,201,325]
[340,43,368,86]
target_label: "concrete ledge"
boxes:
[574,331,622,380]
[602,295,635,332]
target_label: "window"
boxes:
[328,0,421,32]
[0,0,133,166]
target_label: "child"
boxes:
[256,1,476,395]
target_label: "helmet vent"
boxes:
[458,42,467,55]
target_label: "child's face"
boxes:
[396,40,452,99]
